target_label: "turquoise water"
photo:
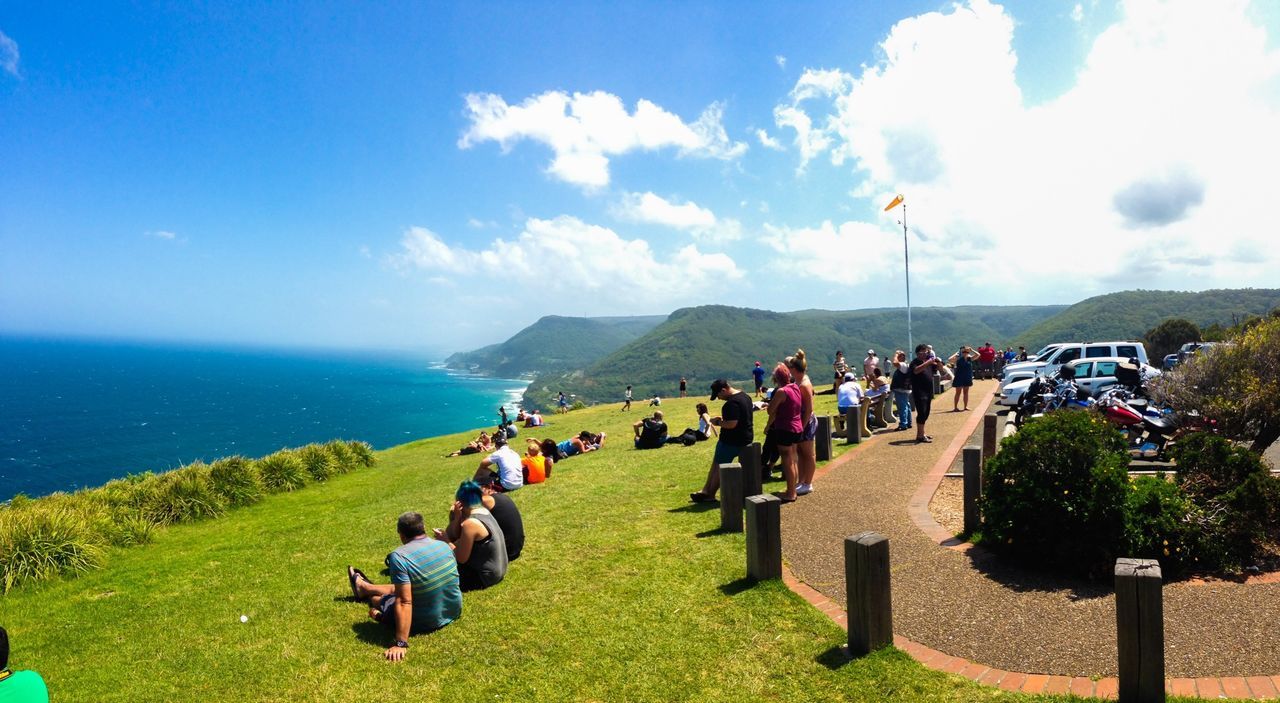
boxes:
[0,337,526,500]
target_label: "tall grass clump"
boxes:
[209,456,263,506]
[257,451,309,492]
[0,506,105,593]
[297,444,336,482]
[325,440,357,473]
[344,440,377,469]
[142,463,228,525]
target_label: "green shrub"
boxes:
[980,412,1130,576]
[1172,433,1280,571]
[297,444,336,482]
[142,463,228,525]
[257,451,308,492]
[325,440,357,473]
[571,400,587,411]
[0,507,106,593]
[1122,475,1198,575]
[209,456,263,507]
[346,440,376,469]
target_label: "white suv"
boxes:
[999,341,1148,390]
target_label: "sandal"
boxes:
[689,491,715,503]
[347,565,360,600]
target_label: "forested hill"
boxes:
[521,303,1065,407]
[444,314,665,379]
[1010,289,1280,350]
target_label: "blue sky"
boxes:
[2,1,1277,356]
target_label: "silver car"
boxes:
[998,357,1161,407]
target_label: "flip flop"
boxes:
[347,565,360,600]
[689,491,714,503]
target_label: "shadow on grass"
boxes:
[351,620,390,647]
[718,577,757,596]
[815,645,852,670]
[696,527,735,539]
[669,502,719,513]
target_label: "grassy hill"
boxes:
[525,304,1065,407]
[445,314,664,379]
[0,397,1089,702]
[1010,288,1280,350]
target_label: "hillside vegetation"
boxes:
[1011,288,1280,350]
[444,314,664,379]
[525,304,1064,406]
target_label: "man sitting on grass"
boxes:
[633,410,669,449]
[474,433,523,491]
[347,512,463,662]
[0,626,48,702]
[435,480,508,591]
[481,478,524,561]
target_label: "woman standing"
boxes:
[764,363,802,502]
[786,349,817,495]
[949,346,980,411]
[889,350,913,431]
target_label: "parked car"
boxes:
[1162,353,1179,370]
[998,357,1162,407]
[999,341,1149,390]
[1175,341,1220,365]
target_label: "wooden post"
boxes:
[858,403,872,438]
[845,531,893,656]
[962,446,982,535]
[741,443,763,498]
[1116,558,1164,703]
[745,494,782,581]
[846,406,861,445]
[718,463,744,533]
[815,416,833,462]
[982,411,998,461]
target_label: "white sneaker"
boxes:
[796,483,813,496]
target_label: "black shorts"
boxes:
[767,428,803,446]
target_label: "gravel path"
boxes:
[781,379,1280,677]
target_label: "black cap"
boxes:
[709,379,729,400]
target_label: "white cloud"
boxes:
[755,129,784,150]
[775,55,787,69]
[760,220,892,286]
[1071,3,1084,23]
[769,0,1280,296]
[393,217,741,309]
[0,30,18,78]
[146,230,178,240]
[611,192,743,244]
[458,90,747,189]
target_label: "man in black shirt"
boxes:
[633,411,669,449]
[909,343,946,444]
[482,482,524,561]
[690,379,754,502]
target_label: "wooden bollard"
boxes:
[745,494,782,581]
[845,531,893,656]
[982,411,999,461]
[1116,558,1164,703]
[962,446,982,535]
[858,403,872,438]
[815,416,833,462]
[741,443,763,498]
[845,406,861,445]
[718,463,744,532]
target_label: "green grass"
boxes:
[0,397,1182,702]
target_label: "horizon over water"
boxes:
[0,336,528,501]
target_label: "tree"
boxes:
[1151,315,1280,453]
[1144,317,1200,360]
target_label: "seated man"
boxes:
[521,409,545,427]
[474,433,523,491]
[837,373,864,415]
[481,479,524,561]
[0,627,48,702]
[633,411,668,449]
[435,480,508,591]
[347,512,463,662]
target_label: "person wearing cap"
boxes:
[836,372,863,416]
[751,361,766,397]
[473,432,523,491]
[862,350,879,380]
[0,626,48,702]
[690,379,754,502]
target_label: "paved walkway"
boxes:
[779,379,1280,698]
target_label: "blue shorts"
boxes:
[801,414,818,441]
[712,441,747,466]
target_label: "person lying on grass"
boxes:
[347,511,463,662]
[473,432,523,491]
[434,480,509,591]
[445,430,493,457]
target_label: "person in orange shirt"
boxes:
[521,439,547,485]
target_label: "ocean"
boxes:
[0,337,526,501]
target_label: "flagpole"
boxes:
[903,203,912,352]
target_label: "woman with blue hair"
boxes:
[434,479,508,590]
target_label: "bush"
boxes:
[325,440,357,474]
[980,412,1130,576]
[209,456,263,507]
[257,451,308,492]
[1123,475,1198,575]
[0,506,106,593]
[345,440,376,469]
[142,463,228,525]
[1172,433,1280,572]
[297,445,336,482]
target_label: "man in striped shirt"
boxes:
[348,511,463,661]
